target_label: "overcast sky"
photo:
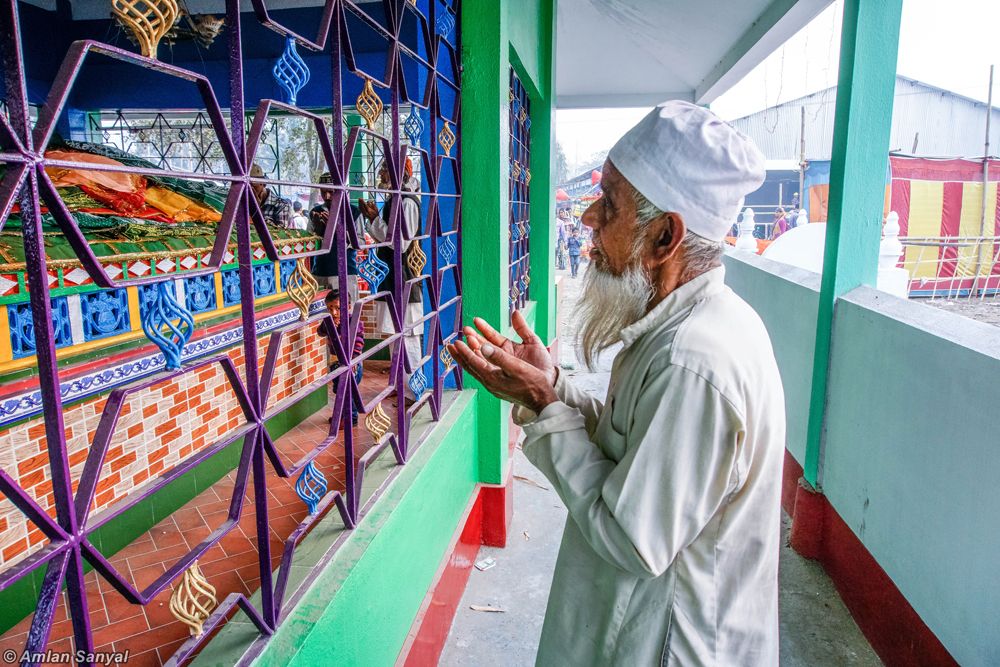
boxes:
[557,0,1000,172]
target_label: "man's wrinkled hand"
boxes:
[463,311,557,386]
[448,338,558,414]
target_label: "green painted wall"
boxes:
[722,253,819,466]
[461,0,556,484]
[255,391,479,666]
[820,289,1000,666]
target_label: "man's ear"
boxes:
[648,212,686,265]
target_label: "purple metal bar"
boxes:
[0,0,464,660]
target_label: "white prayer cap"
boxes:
[607,100,765,241]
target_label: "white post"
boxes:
[876,211,909,298]
[795,208,808,228]
[735,207,758,252]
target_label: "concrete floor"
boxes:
[440,266,882,666]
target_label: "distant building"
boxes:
[730,76,1000,160]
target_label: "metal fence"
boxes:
[0,0,461,663]
[508,67,531,317]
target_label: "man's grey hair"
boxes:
[632,188,724,281]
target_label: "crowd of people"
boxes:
[248,159,425,419]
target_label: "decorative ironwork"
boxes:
[273,37,311,105]
[139,281,195,370]
[295,460,328,515]
[0,0,463,661]
[169,560,219,637]
[358,247,390,292]
[286,258,319,320]
[403,107,425,146]
[438,120,456,157]
[406,242,427,276]
[440,346,454,372]
[436,11,455,39]
[111,0,180,59]
[357,78,384,130]
[509,67,531,317]
[439,236,456,265]
[364,401,392,442]
[408,367,427,398]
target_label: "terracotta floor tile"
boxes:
[0,366,400,665]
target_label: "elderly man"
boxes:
[450,101,784,665]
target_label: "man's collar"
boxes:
[619,265,726,348]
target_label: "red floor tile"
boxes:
[0,362,400,665]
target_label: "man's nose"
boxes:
[581,202,599,230]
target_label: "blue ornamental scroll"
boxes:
[436,11,455,39]
[403,107,424,146]
[295,460,328,515]
[140,281,195,370]
[407,367,427,398]
[273,37,311,105]
[358,248,390,292]
[438,236,456,265]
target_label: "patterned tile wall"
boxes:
[0,324,326,570]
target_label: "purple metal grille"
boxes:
[0,0,462,663]
[508,67,531,317]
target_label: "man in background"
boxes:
[249,163,292,228]
[310,172,363,301]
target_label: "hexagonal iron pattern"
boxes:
[509,67,531,318]
[0,0,463,661]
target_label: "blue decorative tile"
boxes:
[8,298,73,359]
[80,289,130,342]
[279,259,297,292]
[253,263,276,298]
[221,269,242,307]
[184,274,216,314]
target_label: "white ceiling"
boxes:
[556,0,833,108]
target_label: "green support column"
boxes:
[803,0,902,487]
[461,0,557,484]
[526,0,557,346]
[461,0,511,484]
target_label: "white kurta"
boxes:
[366,186,424,370]
[515,266,785,666]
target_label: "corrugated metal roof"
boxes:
[729,76,1000,160]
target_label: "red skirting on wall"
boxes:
[782,451,958,666]
[398,468,514,666]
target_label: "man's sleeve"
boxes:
[512,370,604,437]
[521,364,744,578]
[367,212,388,242]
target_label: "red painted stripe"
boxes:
[889,179,911,238]
[401,491,483,667]
[890,156,1000,182]
[938,182,964,278]
[781,449,959,666]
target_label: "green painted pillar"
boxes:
[803,0,902,487]
[527,0,558,346]
[461,0,511,484]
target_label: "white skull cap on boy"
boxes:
[607,101,765,241]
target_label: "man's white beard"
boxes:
[576,255,653,370]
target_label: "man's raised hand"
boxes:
[463,311,556,387]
